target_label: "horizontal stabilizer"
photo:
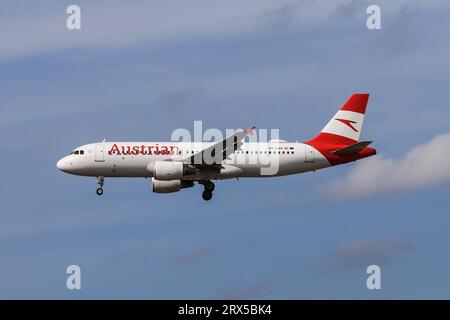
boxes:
[332,141,373,156]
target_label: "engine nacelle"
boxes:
[147,161,197,180]
[152,178,181,193]
[149,161,184,180]
[151,178,194,193]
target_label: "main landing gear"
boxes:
[200,180,215,201]
[96,176,104,196]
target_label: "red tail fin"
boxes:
[306,93,370,145]
[340,93,369,114]
[305,93,376,165]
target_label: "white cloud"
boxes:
[0,1,287,60]
[326,133,450,198]
[2,0,440,61]
[307,236,414,272]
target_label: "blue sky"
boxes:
[1,0,450,299]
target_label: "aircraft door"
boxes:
[95,141,105,162]
[304,145,315,163]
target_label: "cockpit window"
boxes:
[68,149,85,155]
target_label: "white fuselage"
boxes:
[56,141,331,180]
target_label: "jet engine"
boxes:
[151,178,194,193]
[147,161,196,180]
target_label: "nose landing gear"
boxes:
[96,176,104,196]
[200,180,215,201]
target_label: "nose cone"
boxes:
[57,159,66,171]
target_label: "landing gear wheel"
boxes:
[202,190,213,201]
[96,176,105,196]
[205,181,215,192]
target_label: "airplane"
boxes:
[56,93,376,201]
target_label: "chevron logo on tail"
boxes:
[335,118,359,132]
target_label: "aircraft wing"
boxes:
[187,126,255,167]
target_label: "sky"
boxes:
[1,0,450,299]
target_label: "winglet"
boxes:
[245,126,256,135]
